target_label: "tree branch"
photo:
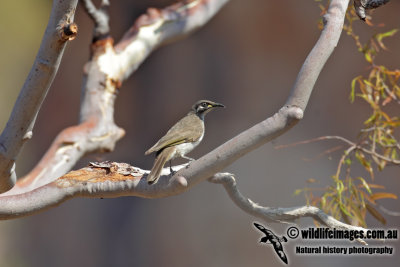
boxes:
[107,0,230,82]
[81,0,110,40]
[2,0,230,196]
[286,0,349,110]
[208,174,368,236]
[0,163,369,245]
[0,162,185,220]
[0,0,79,193]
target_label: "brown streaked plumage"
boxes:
[145,100,224,184]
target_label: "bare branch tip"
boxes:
[117,128,126,139]
[282,105,304,120]
[208,173,235,185]
[291,107,304,120]
[101,0,110,7]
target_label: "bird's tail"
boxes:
[147,147,175,185]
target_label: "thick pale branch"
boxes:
[0,162,188,219]
[0,0,79,193]
[5,43,126,196]
[0,162,370,243]
[286,0,349,110]
[109,0,230,82]
[2,0,229,196]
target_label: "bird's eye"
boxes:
[201,102,208,107]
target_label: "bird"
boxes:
[253,222,288,264]
[145,100,225,185]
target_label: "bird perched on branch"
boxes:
[145,100,225,184]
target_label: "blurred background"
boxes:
[0,0,399,266]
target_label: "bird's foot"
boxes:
[169,166,177,176]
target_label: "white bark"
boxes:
[0,0,79,192]
[3,0,230,196]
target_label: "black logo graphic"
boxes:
[253,222,289,264]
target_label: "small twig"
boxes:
[372,126,377,154]
[385,131,400,150]
[81,0,110,40]
[358,144,400,165]
[276,135,400,165]
[335,145,357,179]
[302,145,344,162]
[275,135,357,149]
[360,126,378,132]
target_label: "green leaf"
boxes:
[364,52,373,63]
[350,76,361,102]
[363,79,374,86]
[357,177,372,194]
[391,149,398,160]
[293,189,303,196]
[321,195,326,207]
[376,29,398,50]
[355,151,374,179]
[377,29,398,40]
[364,112,377,125]
[339,203,352,218]
[336,179,344,194]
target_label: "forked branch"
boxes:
[3,0,230,196]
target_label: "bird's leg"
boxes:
[181,155,195,162]
[181,155,195,169]
[169,160,175,175]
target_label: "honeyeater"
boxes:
[145,100,225,184]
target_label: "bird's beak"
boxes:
[211,102,225,108]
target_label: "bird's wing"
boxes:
[145,113,203,155]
